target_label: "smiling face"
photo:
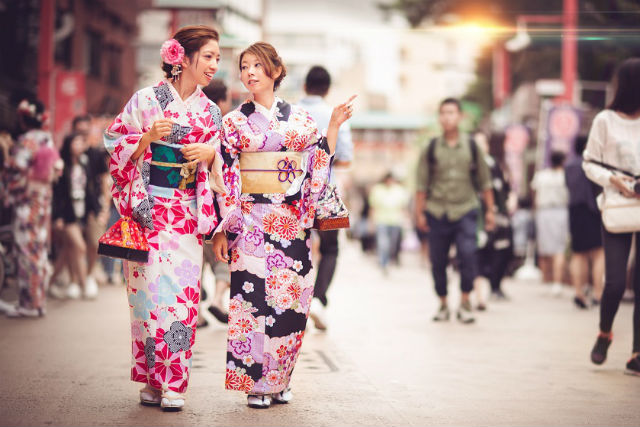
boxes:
[240,52,279,96]
[182,39,220,87]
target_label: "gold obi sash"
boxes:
[239,152,304,194]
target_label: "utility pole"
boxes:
[562,0,578,104]
[38,0,55,111]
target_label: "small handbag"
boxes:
[585,159,640,233]
[97,169,150,262]
[313,182,350,231]
[600,191,640,233]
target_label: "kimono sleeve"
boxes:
[213,115,243,236]
[299,119,333,229]
[103,91,146,216]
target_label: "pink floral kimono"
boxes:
[104,80,220,393]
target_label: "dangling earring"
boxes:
[171,64,182,82]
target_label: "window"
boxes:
[107,45,121,86]
[85,30,102,78]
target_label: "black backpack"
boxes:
[425,136,479,197]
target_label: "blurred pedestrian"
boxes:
[4,97,61,317]
[369,172,408,275]
[531,151,569,296]
[583,57,640,375]
[415,98,494,324]
[71,115,110,289]
[565,136,604,309]
[474,131,513,309]
[50,132,96,299]
[356,184,376,253]
[298,65,353,330]
[103,25,222,410]
[211,42,354,408]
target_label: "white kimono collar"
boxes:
[163,79,202,108]
[252,96,283,120]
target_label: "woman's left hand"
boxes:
[181,143,216,165]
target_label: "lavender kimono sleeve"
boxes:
[299,128,333,229]
[213,117,244,237]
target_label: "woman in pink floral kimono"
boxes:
[104,25,225,411]
[4,97,60,318]
[212,42,354,408]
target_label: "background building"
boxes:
[0,0,150,145]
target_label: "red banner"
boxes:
[53,70,86,148]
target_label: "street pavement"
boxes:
[0,239,639,426]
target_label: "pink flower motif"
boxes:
[160,39,185,65]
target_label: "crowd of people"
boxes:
[353,58,640,378]
[1,23,639,414]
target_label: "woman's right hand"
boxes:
[146,119,174,141]
[212,232,229,262]
[329,95,357,129]
[610,175,638,198]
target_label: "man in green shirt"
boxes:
[415,98,495,324]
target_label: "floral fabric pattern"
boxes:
[5,129,57,311]
[216,99,332,395]
[104,80,220,235]
[105,80,220,394]
[125,199,203,393]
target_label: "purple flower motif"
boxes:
[175,259,200,287]
[227,213,244,234]
[229,336,252,358]
[245,227,263,246]
[266,252,289,270]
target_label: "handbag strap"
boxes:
[126,162,139,214]
[584,159,640,179]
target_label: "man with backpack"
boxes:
[415,98,495,324]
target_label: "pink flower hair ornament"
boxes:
[160,38,185,81]
[17,99,45,123]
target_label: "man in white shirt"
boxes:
[298,66,353,330]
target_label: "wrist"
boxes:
[140,132,153,145]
